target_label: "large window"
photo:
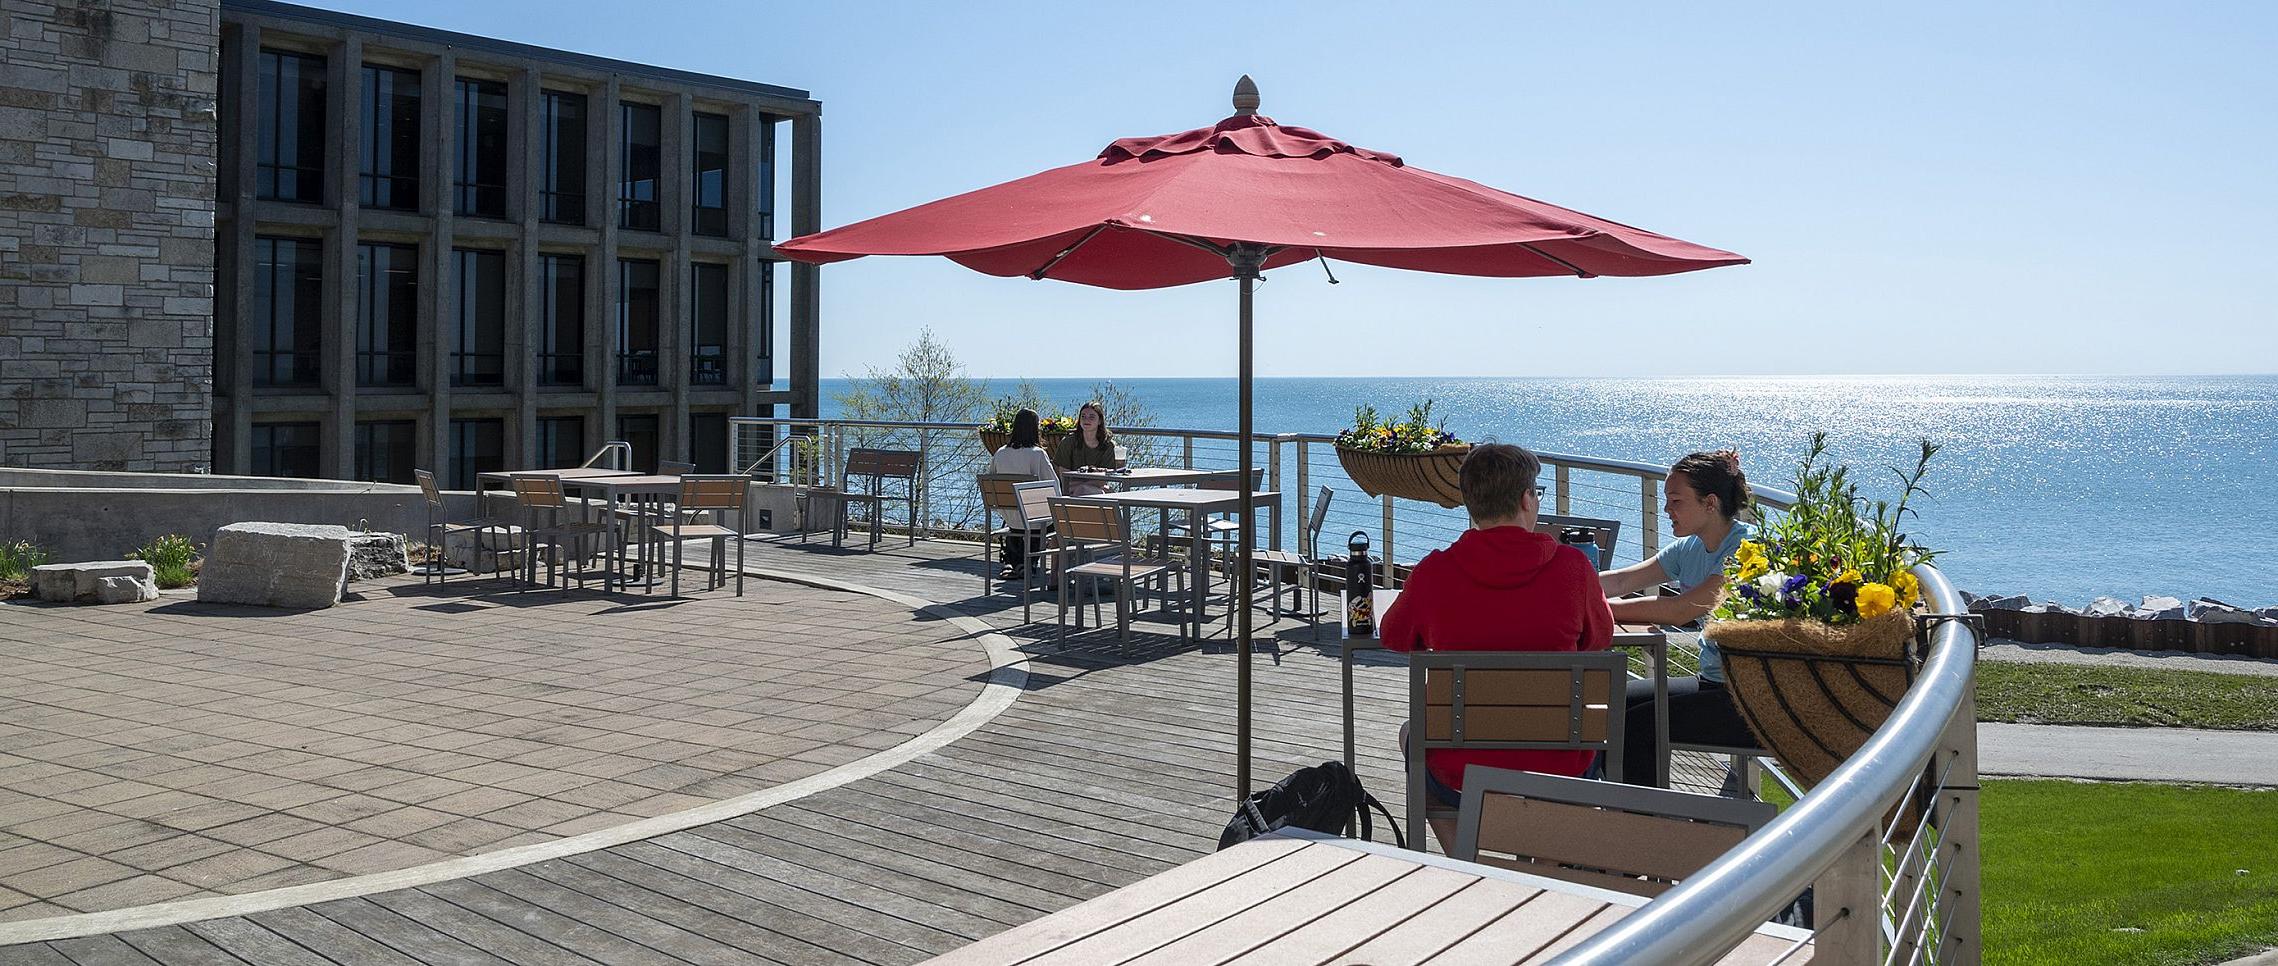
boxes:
[617,413,659,474]
[537,415,584,469]
[449,418,503,491]
[256,50,326,203]
[618,102,661,231]
[539,254,584,386]
[358,65,419,210]
[691,262,728,385]
[690,413,728,474]
[540,90,587,225]
[692,111,729,237]
[356,242,417,387]
[252,236,322,388]
[616,258,659,386]
[757,115,776,238]
[454,77,508,218]
[353,420,416,484]
[251,422,322,479]
[451,248,505,388]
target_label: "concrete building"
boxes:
[1,0,821,486]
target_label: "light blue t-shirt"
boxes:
[1654,521,1752,684]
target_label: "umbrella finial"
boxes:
[1232,75,1260,116]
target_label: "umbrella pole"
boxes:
[1230,243,1266,800]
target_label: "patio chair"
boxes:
[808,448,921,549]
[1403,648,1629,850]
[977,473,1054,620]
[1450,766,1775,897]
[509,475,611,593]
[415,469,502,585]
[1248,485,1335,638]
[1049,497,1185,643]
[651,475,752,597]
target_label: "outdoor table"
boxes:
[1341,588,1677,789]
[918,828,1811,965]
[1071,487,1281,639]
[474,468,638,581]
[528,473,689,591]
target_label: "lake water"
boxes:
[818,374,2278,608]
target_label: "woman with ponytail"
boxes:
[1600,450,1760,791]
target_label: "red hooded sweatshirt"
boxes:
[1380,525,1614,791]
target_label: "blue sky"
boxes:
[307,1,2276,378]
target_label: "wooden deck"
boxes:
[0,536,1721,965]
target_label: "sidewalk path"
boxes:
[1980,723,2278,785]
[1981,639,2278,677]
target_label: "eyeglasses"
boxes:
[1533,485,1546,497]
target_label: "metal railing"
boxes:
[1551,563,1980,965]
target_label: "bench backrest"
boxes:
[511,475,569,510]
[676,475,747,511]
[1452,768,1776,897]
[1049,498,1124,545]
[845,447,921,481]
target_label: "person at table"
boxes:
[989,408,1058,580]
[1381,443,1614,812]
[1053,400,1121,497]
[1598,449,1758,791]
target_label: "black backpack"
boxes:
[1218,760,1404,851]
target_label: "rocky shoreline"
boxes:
[1963,592,2278,657]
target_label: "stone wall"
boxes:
[0,0,219,472]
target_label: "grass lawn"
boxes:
[1983,780,2278,965]
[1977,662,2278,731]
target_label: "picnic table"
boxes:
[919,828,1811,965]
[1072,487,1280,638]
[1341,588,1678,788]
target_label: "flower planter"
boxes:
[978,430,1068,455]
[1334,445,1472,509]
[1706,610,1918,790]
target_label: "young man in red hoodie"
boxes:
[1381,443,1615,810]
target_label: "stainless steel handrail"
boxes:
[1548,563,1979,965]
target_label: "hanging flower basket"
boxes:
[1707,610,1919,790]
[1335,445,1472,508]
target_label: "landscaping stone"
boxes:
[30,560,158,605]
[197,522,351,609]
[345,532,410,581]
[445,540,524,575]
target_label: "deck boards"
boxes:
[3,537,1725,965]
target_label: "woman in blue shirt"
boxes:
[1599,450,1760,789]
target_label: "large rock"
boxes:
[2082,596,2131,618]
[2137,595,2187,620]
[198,523,352,609]
[2188,598,2261,624]
[30,560,159,605]
[1976,594,2031,611]
[346,532,410,581]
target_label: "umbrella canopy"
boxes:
[776,77,1746,801]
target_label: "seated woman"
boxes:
[989,408,1058,581]
[1053,401,1121,497]
[1381,443,1613,814]
[1598,450,1759,790]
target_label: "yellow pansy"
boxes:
[1891,570,1921,608]
[1856,583,1897,619]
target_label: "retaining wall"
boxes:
[0,469,472,562]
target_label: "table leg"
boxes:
[1188,506,1209,641]
[1654,638,1671,788]
[1342,639,1358,837]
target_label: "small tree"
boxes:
[833,328,992,533]
[1088,380,1166,466]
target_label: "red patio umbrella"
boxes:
[776,77,1747,799]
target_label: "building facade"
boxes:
[0,0,821,485]
[0,0,222,473]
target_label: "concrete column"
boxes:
[422,51,455,482]
[594,77,620,448]
[223,22,261,474]
[512,67,541,467]
[665,92,692,461]
[732,105,759,417]
[327,38,361,478]
[788,112,821,419]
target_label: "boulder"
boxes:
[444,541,524,575]
[2190,598,2262,624]
[1977,594,2031,611]
[345,532,410,581]
[2258,607,2278,626]
[2137,595,2186,620]
[29,560,159,605]
[2082,597,2131,618]
[197,523,352,609]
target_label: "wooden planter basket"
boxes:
[1334,445,1472,509]
[978,429,1068,455]
[1706,610,1920,791]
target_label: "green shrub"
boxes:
[0,540,49,581]
[129,534,200,589]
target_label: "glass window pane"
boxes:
[449,418,503,491]
[454,78,508,217]
[538,416,584,469]
[616,414,659,474]
[693,111,729,236]
[690,413,727,474]
[354,420,416,484]
[359,66,420,210]
[618,102,661,231]
[254,236,322,387]
[356,242,417,387]
[257,50,327,203]
[540,254,584,386]
[252,422,322,478]
[541,91,587,225]
[452,248,505,387]
[616,259,658,386]
[691,262,727,385]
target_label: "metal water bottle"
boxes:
[1561,527,1602,571]
[1345,530,1375,636]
